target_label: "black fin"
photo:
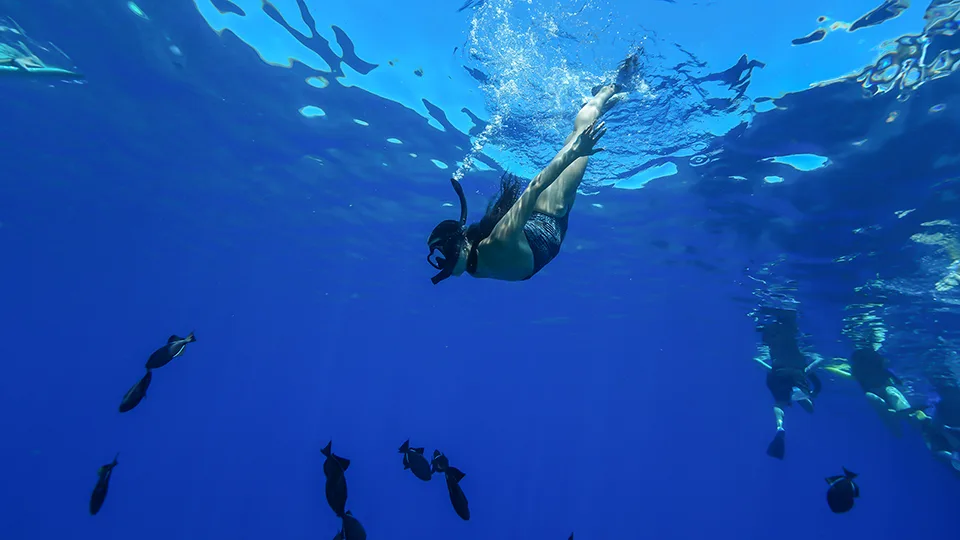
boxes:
[399,439,410,453]
[808,371,823,397]
[433,450,442,459]
[842,467,857,479]
[167,335,181,343]
[766,431,785,460]
[321,441,332,457]
[186,331,196,343]
[569,535,574,540]
[335,456,351,471]
[447,466,466,483]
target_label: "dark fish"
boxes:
[825,467,859,513]
[399,439,432,481]
[321,441,350,517]
[145,332,196,369]
[119,370,152,413]
[791,28,827,46]
[569,535,574,540]
[444,465,470,520]
[89,453,119,515]
[340,510,367,540]
[431,449,449,474]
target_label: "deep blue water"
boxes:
[1,0,959,539]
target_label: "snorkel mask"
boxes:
[427,178,468,285]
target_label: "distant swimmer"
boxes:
[917,374,960,473]
[321,441,350,516]
[754,308,823,460]
[145,332,196,369]
[825,467,859,513]
[425,51,642,284]
[89,453,119,515]
[338,510,367,540]
[432,450,470,520]
[399,439,432,481]
[847,348,917,436]
[118,370,152,413]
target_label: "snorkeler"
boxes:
[754,308,823,460]
[917,374,960,473]
[425,53,642,284]
[847,348,915,436]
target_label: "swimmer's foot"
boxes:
[591,46,643,96]
[584,83,626,115]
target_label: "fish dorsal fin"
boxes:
[433,450,442,459]
[842,467,857,479]
[399,439,409,453]
[167,335,181,343]
[321,441,332,457]
[413,447,425,454]
[336,456,351,471]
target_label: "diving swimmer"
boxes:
[918,374,960,473]
[848,347,916,436]
[426,53,642,284]
[754,308,823,460]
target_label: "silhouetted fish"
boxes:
[89,453,119,515]
[340,510,367,540]
[399,439,432,481]
[321,441,350,516]
[825,467,859,513]
[443,466,470,520]
[119,370,152,413]
[145,332,196,369]
[431,449,449,474]
[791,28,827,45]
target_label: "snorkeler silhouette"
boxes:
[754,308,823,460]
[426,52,641,284]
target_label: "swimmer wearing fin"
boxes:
[426,52,642,284]
[918,374,960,474]
[754,308,823,460]
[847,347,918,436]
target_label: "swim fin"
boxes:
[766,430,785,460]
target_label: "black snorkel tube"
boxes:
[427,178,469,285]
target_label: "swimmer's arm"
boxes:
[804,356,824,374]
[489,122,605,242]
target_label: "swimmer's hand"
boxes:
[571,120,606,157]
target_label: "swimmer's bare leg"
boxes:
[534,84,617,217]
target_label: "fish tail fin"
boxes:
[187,331,196,343]
[321,441,332,457]
[399,439,409,453]
[113,452,120,465]
[446,466,466,483]
[843,467,857,479]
